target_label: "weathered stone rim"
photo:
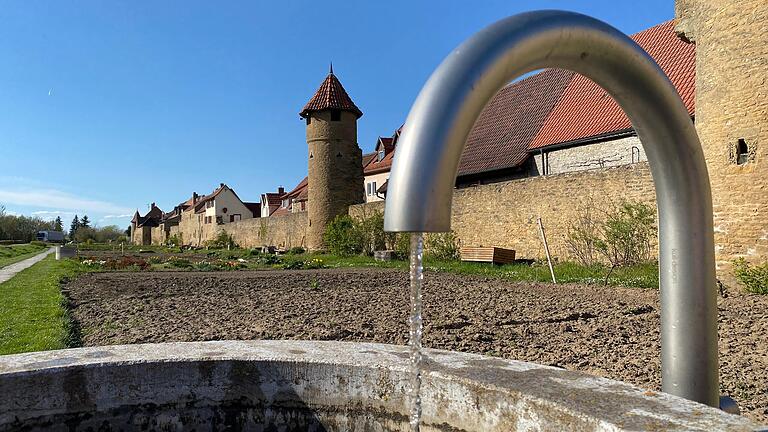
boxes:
[0,340,761,431]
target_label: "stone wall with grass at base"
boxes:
[350,162,657,262]
[222,212,308,250]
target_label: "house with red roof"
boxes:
[268,177,309,216]
[362,128,400,202]
[364,20,694,190]
[132,184,261,245]
[260,187,285,217]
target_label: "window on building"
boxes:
[330,109,341,121]
[366,182,372,196]
[372,181,377,196]
[737,138,749,165]
[306,117,311,125]
[216,216,223,224]
[378,149,385,162]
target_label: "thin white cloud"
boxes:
[102,214,132,219]
[31,210,74,216]
[0,188,132,215]
[30,210,77,221]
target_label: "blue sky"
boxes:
[0,0,673,229]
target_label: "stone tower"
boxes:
[675,1,768,280]
[300,66,365,251]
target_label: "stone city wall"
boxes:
[351,163,657,262]
[223,212,308,250]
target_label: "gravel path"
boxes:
[63,268,768,423]
[0,248,54,284]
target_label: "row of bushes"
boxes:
[323,211,460,260]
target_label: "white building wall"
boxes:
[533,135,646,176]
[364,172,390,203]
[211,189,253,224]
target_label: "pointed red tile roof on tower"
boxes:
[300,64,363,119]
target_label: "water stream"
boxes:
[408,232,425,432]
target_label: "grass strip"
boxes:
[0,255,84,355]
[0,243,48,268]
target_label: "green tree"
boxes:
[53,216,63,232]
[69,215,80,239]
[80,215,90,228]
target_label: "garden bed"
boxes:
[61,268,768,423]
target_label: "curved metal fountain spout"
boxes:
[384,11,719,407]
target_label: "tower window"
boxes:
[330,109,341,121]
[306,117,311,125]
[737,139,749,165]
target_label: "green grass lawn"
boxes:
[0,243,49,268]
[0,256,84,355]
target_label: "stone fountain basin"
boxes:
[0,340,758,431]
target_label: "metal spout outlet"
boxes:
[384,11,719,407]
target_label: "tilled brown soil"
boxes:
[62,269,768,423]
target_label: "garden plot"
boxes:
[62,268,768,423]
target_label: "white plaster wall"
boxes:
[212,189,253,224]
[364,172,389,203]
[534,135,646,176]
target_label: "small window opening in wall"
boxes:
[306,117,311,125]
[631,146,641,164]
[309,151,314,159]
[336,151,342,158]
[330,109,341,121]
[737,139,749,165]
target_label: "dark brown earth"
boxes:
[62,268,768,424]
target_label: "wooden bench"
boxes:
[460,247,516,264]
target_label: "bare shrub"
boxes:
[566,201,656,267]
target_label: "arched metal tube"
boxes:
[384,11,718,407]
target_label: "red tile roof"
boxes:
[262,192,282,216]
[283,176,309,201]
[363,128,402,175]
[458,68,573,176]
[370,20,694,178]
[300,70,363,119]
[528,20,695,150]
[362,152,377,167]
[271,206,291,217]
[364,146,396,175]
[376,136,394,153]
